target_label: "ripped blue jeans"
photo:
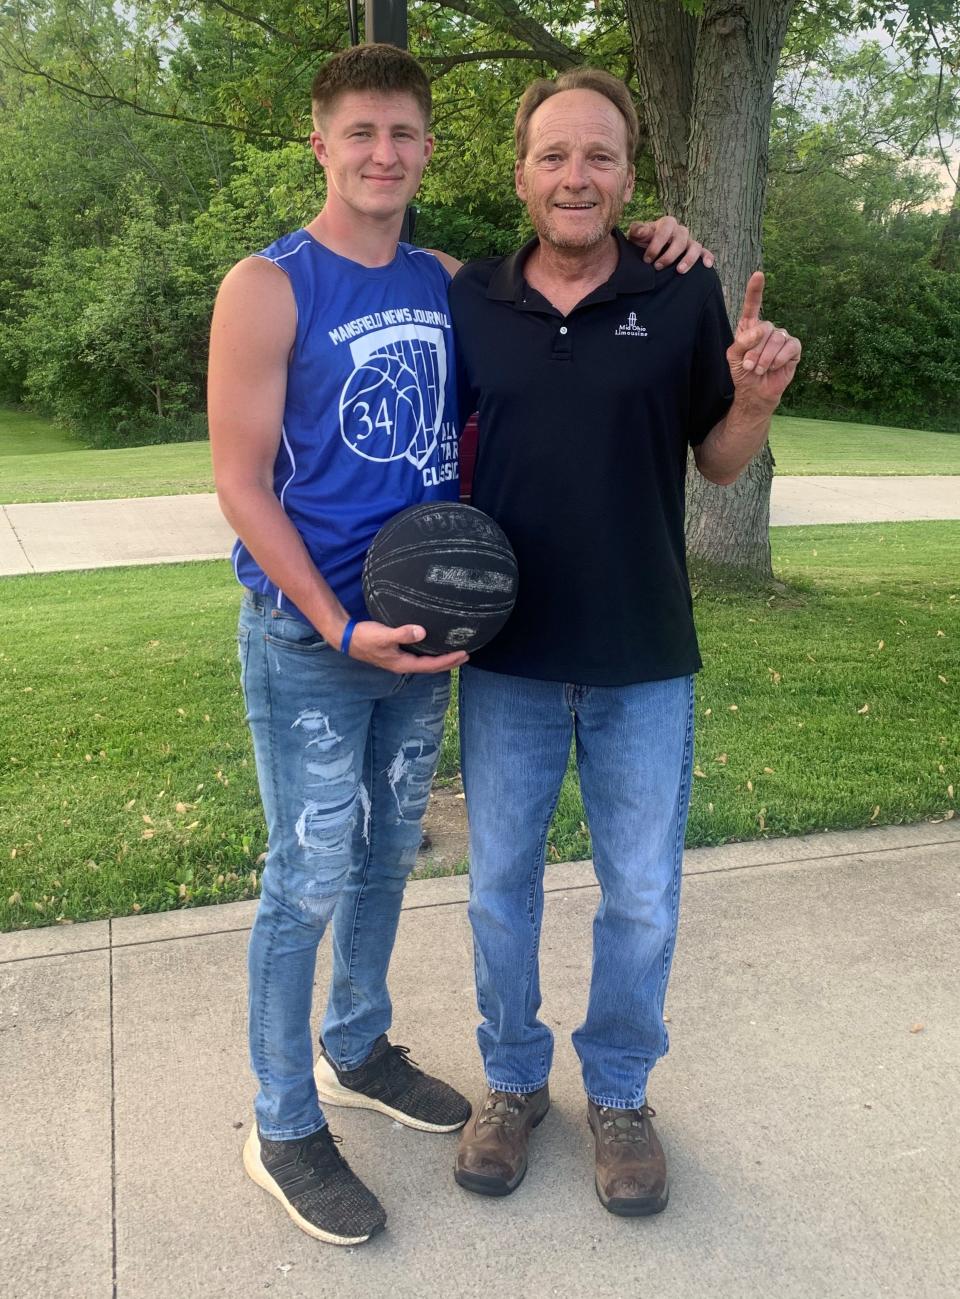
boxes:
[238,593,449,1140]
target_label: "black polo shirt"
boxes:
[449,228,734,686]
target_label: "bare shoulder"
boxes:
[215,254,294,310]
[424,248,463,277]
[208,256,292,465]
[211,256,296,355]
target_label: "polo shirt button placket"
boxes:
[553,322,572,359]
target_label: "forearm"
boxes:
[693,394,777,487]
[216,478,350,644]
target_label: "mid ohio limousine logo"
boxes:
[614,311,648,337]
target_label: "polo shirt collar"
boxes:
[486,227,656,305]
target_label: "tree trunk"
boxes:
[628,0,795,577]
[627,1,697,216]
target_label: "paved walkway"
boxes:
[2,822,959,1299]
[2,476,959,576]
[771,475,960,525]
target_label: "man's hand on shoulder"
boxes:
[626,216,714,274]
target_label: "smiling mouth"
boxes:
[554,202,597,210]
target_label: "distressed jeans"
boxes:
[238,593,449,1140]
[460,666,694,1109]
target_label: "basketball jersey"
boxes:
[231,229,460,621]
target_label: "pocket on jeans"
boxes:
[264,611,328,653]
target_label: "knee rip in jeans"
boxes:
[386,734,440,822]
[296,879,343,927]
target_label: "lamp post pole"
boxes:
[364,0,407,49]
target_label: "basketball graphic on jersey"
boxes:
[340,323,447,469]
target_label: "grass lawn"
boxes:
[770,414,960,475]
[1,523,957,930]
[0,407,213,503]
[0,440,215,504]
[3,405,960,507]
[0,407,80,457]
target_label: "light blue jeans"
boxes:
[459,666,694,1109]
[239,593,450,1140]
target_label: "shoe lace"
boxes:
[377,1042,423,1099]
[297,1129,346,1186]
[598,1103,656,1145]
[478,1091,526,1127]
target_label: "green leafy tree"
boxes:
[12,191,209,439]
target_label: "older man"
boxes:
[450,68,800,1215]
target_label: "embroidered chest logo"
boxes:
[614,311,648,338]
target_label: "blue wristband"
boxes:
[339,617,358,657]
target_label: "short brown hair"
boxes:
[514,68,638,163]
[311,44,432,131]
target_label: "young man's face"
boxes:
[516,88,635,252]
[311,90,433,222]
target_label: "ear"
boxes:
[623,164,636,205]
[515,158,526,201]
[423,133,435,165]
[309,131,328,169]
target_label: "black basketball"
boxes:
[362,502,518,655]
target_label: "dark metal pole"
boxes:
[364,0,414,242]
[364,0,407,49]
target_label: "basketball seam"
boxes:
[367,583,513,616]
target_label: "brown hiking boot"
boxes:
[587,1099,669,1217]
[454,1085,550,1196]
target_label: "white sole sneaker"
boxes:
[242,1127,381,1246]
[314,1054,466,1133]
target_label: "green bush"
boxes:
[77,412,210,449]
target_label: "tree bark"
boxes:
[627,0,697,215]
[627,0,795,577]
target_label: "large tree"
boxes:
[624,0,794,573]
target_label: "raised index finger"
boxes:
[739,271,765,325]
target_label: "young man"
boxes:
[450,69,801,1216]
[208,45,707,1247]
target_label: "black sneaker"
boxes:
[315,1035,471,1133]
[243,1124,386,1246]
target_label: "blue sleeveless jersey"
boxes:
[232,230,460,620]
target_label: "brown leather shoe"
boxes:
[454,1085,550,1196]
[587,1099,669,1216]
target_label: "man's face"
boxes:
[311,90,433,221]
[516,88,635,251]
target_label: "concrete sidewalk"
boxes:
[0,494,232,576]
[772,475,960,526]
[2,822,958,1299]
[2,476,959,576]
